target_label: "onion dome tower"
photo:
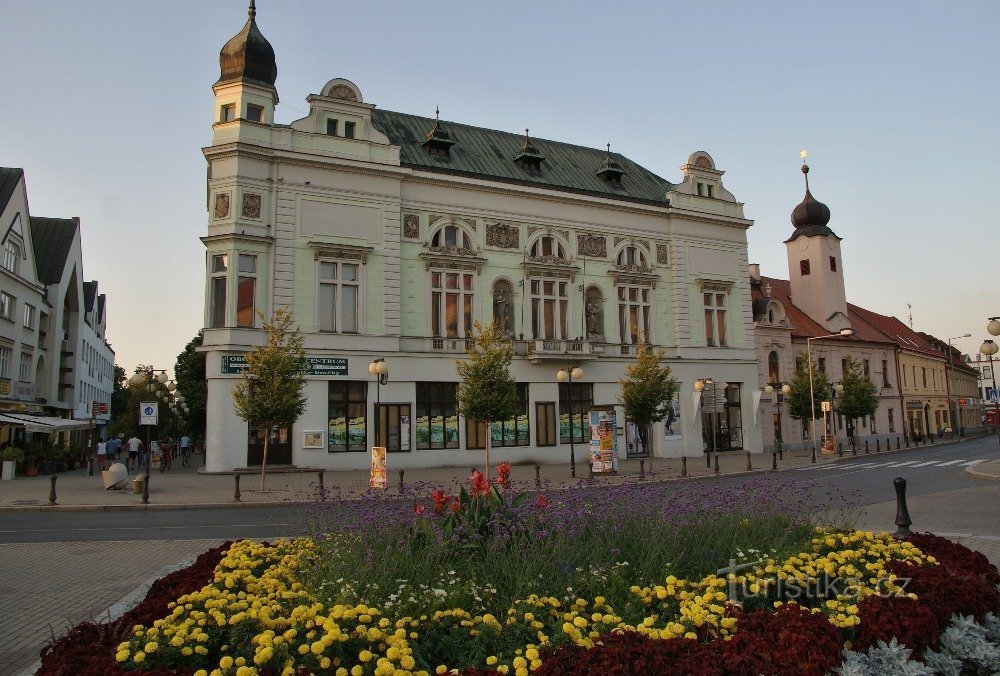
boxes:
[785,162,850,333]
[212,1,278,130]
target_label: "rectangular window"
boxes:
[492,383,529,448]
[2,240,19,273]
[328,381,367,452]
[706,184,714,198]
[326,119,338,136]
[0,346,10,378]
[922,367,927,388]
[703,291,727,347]
[829,256,837,272]
[618,285,652,344]
[818,357,826,373]
[530,277,568,340]
[559,382,593,444]
[318,261,361,333]
[0,292,14,321]
[888,408,895,433]
[18,352,30,382]
[220,104,235,122]
[416,382,459,450]
[375,403,411,452]
[800,260,811,276]
[536,402,556,446]
[23,303,35,329]
[431,271,474,338]
[697,182,704,196]
[882,360,890,388]
[209,254,228,328]
[235,254,256,328]
[863,359,870,379]
[344,121,356,138]
[246,104,263,123]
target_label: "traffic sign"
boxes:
[91,401,109,415]
[140,401,158,426]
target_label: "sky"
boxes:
[2,1,998,377]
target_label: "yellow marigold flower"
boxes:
[115,650,129,663]
[684,632,697,640]
[435,667,448,675]
[220,656,234,669]
[486,656,498,665]
[194,671,208,676]
[134,652,146,663]
[359,650,374,663]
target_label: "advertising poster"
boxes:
[589,409,619,474]
[303,431,324,449]
[370,446,387,489]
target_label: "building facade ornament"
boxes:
[328,84,358,101]
[656,243,670,265]
[577,233,607,258]
[308,241,374,263]
[403,214,420,239]
[485,222,519,249]
[214,193,231,220]
[241,193,262,219]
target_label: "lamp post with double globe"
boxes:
[557,367,584,477]
[807,329,854,463]
[128,367,169,504]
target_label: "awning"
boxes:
[0,413,93,432]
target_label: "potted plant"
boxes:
[23,445,40,477]
[1,447,25,480]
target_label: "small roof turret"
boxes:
[513,129,545,171]
[421,107,456,157]
[596,143,626,185]
[217,1,277,88]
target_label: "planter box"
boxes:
[1,460,14,480]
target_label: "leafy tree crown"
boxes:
[786,353,831,420]
[232,309,308,429]
[619,339,678,428]
[836,356,879,421]
[455,321,518,425]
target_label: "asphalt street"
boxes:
[1,436,997,544]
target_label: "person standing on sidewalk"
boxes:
[126,435,142,471]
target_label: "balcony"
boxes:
[525,339,590,364]
[428,337,476,353]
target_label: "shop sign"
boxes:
[905,400,924,411]
[221,355,348,376]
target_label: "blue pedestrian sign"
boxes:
[140,401,158,426]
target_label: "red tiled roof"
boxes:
[848,304,941,357]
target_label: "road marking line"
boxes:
[886,461,919,467]
[935,460,967,466]
[962,459,986,467]
[909,461,941,467]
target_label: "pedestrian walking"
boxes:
[179,434,192,467]
[97,439,107,470]
[126,435,142,471]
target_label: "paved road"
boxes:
[1,437,997,675]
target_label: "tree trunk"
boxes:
[640,424,651,472]
[484,422,490,481]
[260,430,269,493]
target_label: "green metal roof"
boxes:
[370,110,673,207]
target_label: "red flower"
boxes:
[413,503,425,516]
[495,461,512,489]
[450,498,461,513]
[431,489,450,515]
[471,470,490,497]
[536,494,550,509]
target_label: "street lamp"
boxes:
[765,382,792,456]
[980,339,1000,448]
[128,367,169,504]
[945,333,971,439]
[557,366,584,477]
[987,317,1000,337]
[368,358,389,446]
[807,329,853,463]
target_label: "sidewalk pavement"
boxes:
[0,435,985,511]
[966,457,1000,481]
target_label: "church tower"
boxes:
[785,164,850,332]
[211,0,278,137]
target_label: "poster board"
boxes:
[370,446,387,489]
[303,431,324,449]
[589,408,619,474]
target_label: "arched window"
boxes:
[616,246,647,268]
[768,351,780,385]
[430,225,472,250]
[492,279,514,337]
[767,308,774,323]
[529,235,566,259]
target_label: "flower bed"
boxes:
[39,476,1000,674]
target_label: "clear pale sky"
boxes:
[2,1,997,377]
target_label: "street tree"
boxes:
[231,309,307,491]
[786,353,831,425]
[619,338,678,456]
[836,356,878,440]
[455,321,518,479]
[174,330,207,440]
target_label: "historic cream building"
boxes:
[200,4,763,472]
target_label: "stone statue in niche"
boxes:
[493,285,514,338]
[585,290,604,341]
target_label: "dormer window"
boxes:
[596,144,626,185]
[514,129,545,172]
[707,184,714,198]
[431,225,472,251]
[530,236,565,259]
[220,104,236,122]
[344,121,356,139]
[326,119,338,136]
[697,182,704,196]
[422,110,456,157]
[246,104,263,123]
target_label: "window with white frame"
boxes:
[209,254,228,328]
[703,289,728,347]
[431,270,474,337]
[2,239,20,274]
[430,225,472,250]
[530,278,569,340]
[617,285,651,343]
[529,235,565,259]
[318,260,360,333]
[616,245,647,268]
[18,351,30,382]
[0,292,14,321]
[0,346,11,378]
[23,303,35,329]
[235,254,257,328]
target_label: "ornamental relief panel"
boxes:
[241,193,262,220]
[614,236,626,247]
[485,222,519,249]
[527,226,543,238]
[314,249,366,262]
[403,214,420,239]
[577,234,607,258]
[213,193,231,220]
[656,243,670,265]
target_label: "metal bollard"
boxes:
[639,459,645,479]
[317,470,325,501]
[234,473,241,502]
[745,452,751,471]
[713,453,720,475]
[398,470,405,494]
[681,456,687,477]
[48,475,57,506]
[893,476,912,538]
[838,441,843,458]
[588,461,594,479]
[874,438,879,453]
[535,464,540,487]
[896,436,901,450]
[771,450,777,471]
[706,452,712,468]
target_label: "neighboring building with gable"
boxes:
[0,166,114,446]
[200,4,764,472]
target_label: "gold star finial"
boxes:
[800,148,808,161]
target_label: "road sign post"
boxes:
[139,402,158,504]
